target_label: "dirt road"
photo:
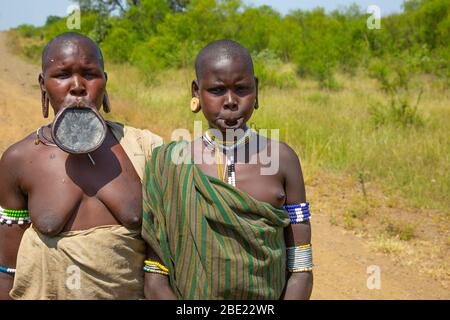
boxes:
[0,32,448,299]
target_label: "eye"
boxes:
[207,86,225,95]
[235,86,250,94]
[83,71,100,80]
[54,72,70,79]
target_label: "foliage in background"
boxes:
[13,0,450,89]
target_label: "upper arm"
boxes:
[0,145,29,266]
[0,145,27,209]
[142,159,176,299]
[280,143,311,247]
[141,147,166,262]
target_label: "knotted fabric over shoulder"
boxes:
[107,121,164,181]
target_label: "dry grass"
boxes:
[308,169,449,288]
[384,219,417,241]
[101,65,450,213]
[369,235,449,288]
[370,235,412,255]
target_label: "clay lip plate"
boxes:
[52,107,107,154]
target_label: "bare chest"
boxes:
[20,143,142,235]
[196,155,286,208]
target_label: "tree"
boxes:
[168,0,190,12]
[73,0,190,14]
[402,0,423,12]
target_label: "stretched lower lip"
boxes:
[220,117,243,127]
[225,119,238,126]
[65,100,91,108]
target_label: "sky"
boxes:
[0,0,405,31]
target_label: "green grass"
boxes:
[104,65,450,213]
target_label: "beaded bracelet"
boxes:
[0,206,31,225]
[283,202,311,224]
[0,266,16,274]
[144,259,169,275]
[0,209,29,214]
[144,268,169,276]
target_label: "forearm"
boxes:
[0,226,28,300]
[144,273,177,300]
[281,272,313,300]
[0,274,14,300]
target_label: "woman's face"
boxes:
[40,40,107,115]
[194,57,258,133]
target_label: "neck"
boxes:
[203,126,254,153]
[206,126,249,145]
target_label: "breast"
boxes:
[31,209,73,236]
[95,176,143,228]
[25,182,84,236]
[118,213,142,230]
[235,177,286,209]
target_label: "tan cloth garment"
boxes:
[107,121,164,181]
[10,225,145,300]
[10,123,163,299]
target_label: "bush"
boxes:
[370,96,424,128]
[45,15,63,26]
[102,27,135,63]
[22,44,42,61]
[16,25,40,38]
[385,220,416,241]
[253,50,296,89]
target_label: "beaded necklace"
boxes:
[202,127,254,187]
[35,126,57,147]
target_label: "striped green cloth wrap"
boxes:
[142,141,290,299]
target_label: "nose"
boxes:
[224,90,238,111]
[69,74,87,97]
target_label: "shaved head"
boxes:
[195,40,254,81]
[42,32,104,72]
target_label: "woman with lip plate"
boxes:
[141,40,313,300]
[0,32,163,300]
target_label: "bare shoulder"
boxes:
[266,138,306,202]
[265,137,301,169]
[0,133,37,168]
[0,133,37,201]
[280,141,301,164]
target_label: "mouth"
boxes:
[64,99,93,109]
[219,117,244,129]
